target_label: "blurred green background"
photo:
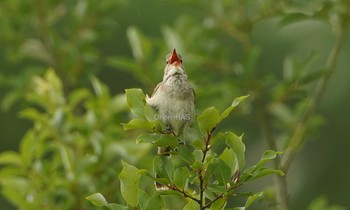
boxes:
[1,0,350,209]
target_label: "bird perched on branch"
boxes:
[146,49,196,190]
[146,49,196,138]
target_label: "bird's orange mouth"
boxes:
[169,49,181,65]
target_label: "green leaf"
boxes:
[1,89,21,111]
[138,169,168,185]
[173,167,190,189]
[19,108,42,121]
[156,134,179,147]
[113,93,128,112]
[19,130,37,167]
[137,169,153,178]
[206,184,226,195]
[136,133,178,147]
[86,193,109,207]
[188,171,199,185]
[192,139,205,150]
[91,76,109,98]
[0,151,22,166]
[279,12,313,28]
[245,192,263,208]
[253,150,281,173]
[225,132,246,170]
[250,168,284,181]
[210,198,226,210]
[219,148,237,176]
[183,199,200,210]
[58,143,73,179]
[45,69,62,94]
[122,118,156,131]
[1,177,30,207]
[220,95,249,121]
[243,150,283,181]
[211,132,225,147]
[144,103,158,122]
[153,155,174,183]
[125,88,146,118]
[156,190,183,196]
[144,194,165,210]
[178,145,195,165]
[197,107,220,134]
[193,150,203,162]
[126,26,151,61]
[118,161,141,207]
[138,189,151,210]
[204,188,216,200]
[136,133,160,145]
[108,203,129,210]
[68,88,90,109]
[208,159,232,185]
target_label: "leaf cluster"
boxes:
[0,70,145,209]
[87,89,283,210]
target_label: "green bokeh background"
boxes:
[1,0,350,209]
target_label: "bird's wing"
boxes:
[151,82,163,97]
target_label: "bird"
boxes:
[146,49,196,190]
[146,49,196,138]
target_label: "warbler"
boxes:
[146,49,195,138]
[146,49,196,190]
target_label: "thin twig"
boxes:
[199,126,216,209]
[258,104,289,210]
[169,185,201,203]
[201,126,216,162]
[199,168,205,209]
[202,182,243,209]
[203,194,224,209]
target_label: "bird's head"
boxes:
[163,49,187,81]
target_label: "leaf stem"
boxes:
[199,126,216,209]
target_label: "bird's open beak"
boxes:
[169,49,181,66]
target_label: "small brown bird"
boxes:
[146,49,196,190]
[146,49,195,138]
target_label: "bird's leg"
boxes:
[166,123,173,133]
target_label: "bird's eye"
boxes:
[180,59,183,63]
[166,60,169,64]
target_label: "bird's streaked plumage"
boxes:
[146,49,195,137]
[146,49,196,190]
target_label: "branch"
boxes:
[280,4,350,172]
[201,126,216,162]
[169,185,201,204]
[199,126,216,209]
[202,182,242,209]
[203,194,224,209]
[257,103,289,210]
